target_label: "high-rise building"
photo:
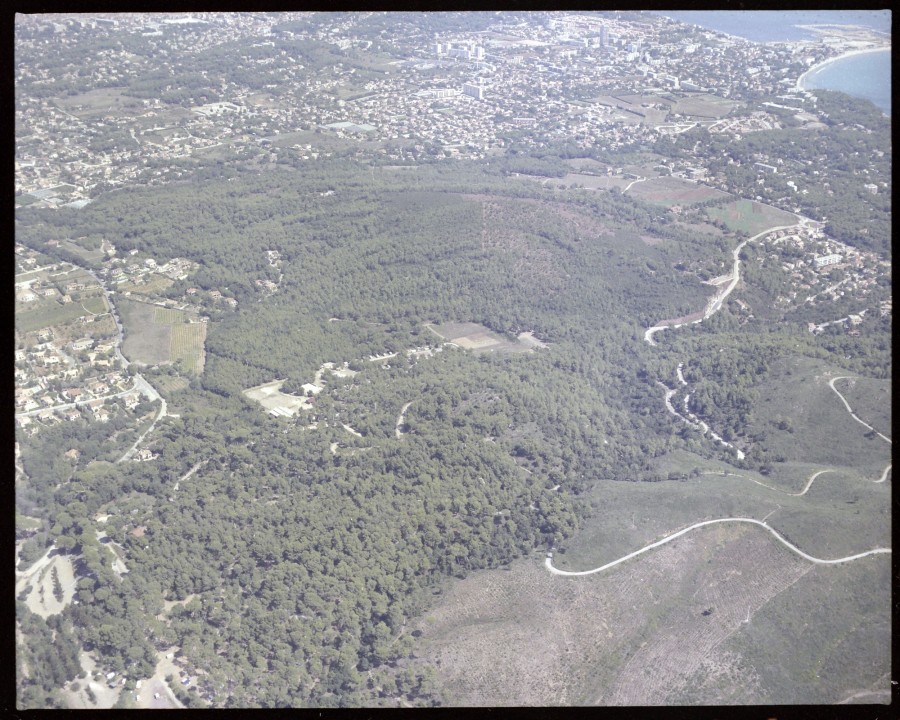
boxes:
[598,24,608,47]
[463,82,485,100]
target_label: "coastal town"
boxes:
[16,12,889,205]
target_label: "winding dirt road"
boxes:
[395,401,414,438]
[546,518,890,577]
[827,377,892,444]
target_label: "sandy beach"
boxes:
[796,45,891,91]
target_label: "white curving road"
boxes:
[545,518,891,577]
[827,376,892,444]
[747,469,836,497]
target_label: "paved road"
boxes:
[644,223,800,344]
[545,517,891,577]
[16,380,146,418]
[117,388,167,463]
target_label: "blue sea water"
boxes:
[656,11,891,43]
[657,11,891,115]
[802,49,891,115]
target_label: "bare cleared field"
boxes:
[671,93,739,119]
[244,380,308,416]
[414,524,815,706]
[627,176,730,207]
[426,322,531,354]
[542,173,632,191]
[120,274,175,296]
[120,299,172,365]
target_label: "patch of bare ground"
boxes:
[414,523,809,706]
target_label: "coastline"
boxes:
[795,45,891,91]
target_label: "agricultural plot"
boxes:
[154,375,191,395]
[426,322,534,353]
[670,93,739,119]
[170,322,207,374]
[118,298,207,373]
[705,199,797,236]
[59,238,104,263]
[627,176,731,207]
[16,295,108,333]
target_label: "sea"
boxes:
[655,11,892,115]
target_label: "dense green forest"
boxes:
[15,153,891,707]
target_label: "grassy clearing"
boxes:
[628,176,731,207]
[829,376,891,440]
[542,173,632,191]
[744,355,891,480]
[705,199,797,235]
[53,87,139,119]
[413,523,820,705]
[119,274,174,296]
[708,555,890,704]
[558,457,888,573]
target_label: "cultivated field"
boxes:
[627,176,731,207]
[155,375,191,395]
[705,199,797,236]
[16,295,108,333]
[118,299,206,373]
[170,322,207,374]
[426,322,533,353]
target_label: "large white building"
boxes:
[813,254,843,269]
